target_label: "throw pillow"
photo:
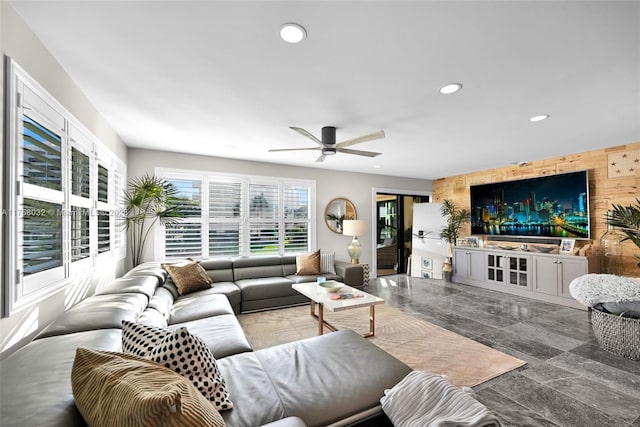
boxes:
[122,320,170,358]
[296,249,321,275]
[122,322,233,411]
[161,259,213,295]
[320,252,336,275]
[71,347,225,427]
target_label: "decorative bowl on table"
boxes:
[498,245,517,250]
[319,280,344,293]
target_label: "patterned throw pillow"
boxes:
[320,252,336,274]
[121,322,233,411]
[121,320,170,358]
[296,249,321,275]
[71,347,225,427]
[148,327,233,411]
[161,259,213,295]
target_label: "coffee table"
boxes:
[292,282,384,338]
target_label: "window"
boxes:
[4,58,126,315]
[208,180,241,256]
[157,170,315,260]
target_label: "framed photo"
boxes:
[421,257,432,270]
[560,238,576,254]
[466,236,479,247]
[421,270,432,279]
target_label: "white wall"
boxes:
[0,3,128,358]
[127,148,432,270]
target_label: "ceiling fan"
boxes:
[269,126,385,163]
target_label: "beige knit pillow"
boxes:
[71,347,225,427]
[162,259,213,295]
[296,249,321,275]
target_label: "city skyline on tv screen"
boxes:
[470,171,590,239]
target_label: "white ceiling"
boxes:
[10,1,640,180]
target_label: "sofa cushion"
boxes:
[170,291,236,324]
[94,276,160,300]
[36,293,149,339]
[218,330,412,427]
[175,314,253,359]
[162,259,213,295]
[296,250,321,275]
[233,256,285,280]
[235,277,297,301]
[200,258,235,282]
[71,347,225,427]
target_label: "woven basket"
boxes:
[591,307,640,360]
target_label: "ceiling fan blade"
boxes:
[337,147,382,158]
[336,130,385,148]
[268,147,321,152]
[315,154,326,163]
[290,126,323,146]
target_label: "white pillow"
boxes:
[320,252,336,274]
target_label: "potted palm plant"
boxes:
[124,174,183,267]
[605,198,640,269]
[439,199,471,281]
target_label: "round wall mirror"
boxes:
[324,198,357,234]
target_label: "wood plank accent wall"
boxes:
[432,141,640,277]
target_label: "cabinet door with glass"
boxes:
[506,254,531,289]
[486,252,531,289]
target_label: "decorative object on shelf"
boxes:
[605,199,640,269]
[343,219,366,264]
[466,236,479,247]
[442,258,453,282]
[559,238,576,254]
[124,174,184,267]
[325,197,356,234]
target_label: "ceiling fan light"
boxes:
[323,147,337,155]
[280,23,306,43]
[439,83,462,95]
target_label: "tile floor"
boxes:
[365,274,640,427]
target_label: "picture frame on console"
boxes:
[466,236,479,247]
[421,257,432,270]
[560,238,576,254]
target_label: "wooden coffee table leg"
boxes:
[318,302,324,335]
[364,305,376,338]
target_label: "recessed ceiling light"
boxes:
[439,83,462,95]
[529,114,550,122]
[280,23,306,43]
[373,165,382,169]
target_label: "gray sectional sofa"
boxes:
[0,255,411,427]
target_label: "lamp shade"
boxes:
[342,220,366,237]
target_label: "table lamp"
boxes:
[342,220,366,264]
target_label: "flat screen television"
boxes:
[470,170,590,239]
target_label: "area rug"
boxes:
[238,304,526,387]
